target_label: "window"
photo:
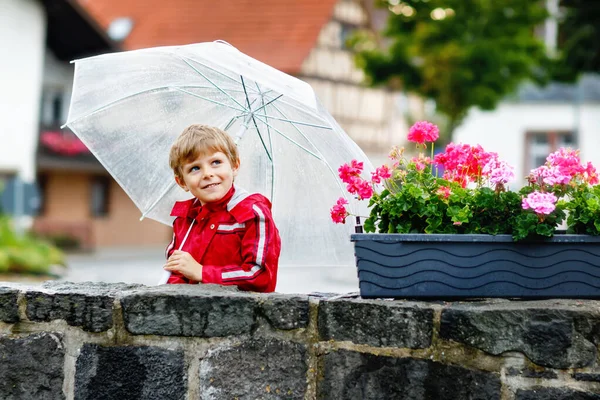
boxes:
[524,131,574,172]
[339,22,358,49]
[40,87,66,127]
[90,176,110,217]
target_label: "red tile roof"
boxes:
[77,0,339,74]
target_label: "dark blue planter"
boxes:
[351,233,600,299]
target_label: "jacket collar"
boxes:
[170,185,236,220]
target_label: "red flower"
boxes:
[407,121,440,144]
[330,197,349,224]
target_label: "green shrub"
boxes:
[0,215,65,275]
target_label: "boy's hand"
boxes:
[164,250,203,282]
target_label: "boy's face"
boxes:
[175,151,239,205]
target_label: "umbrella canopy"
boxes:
[64,41,373,269]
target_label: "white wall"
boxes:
[453,103,600,187]
[0,0,46,182]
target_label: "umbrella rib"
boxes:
[170,85,255,95]
[251,114,332,129]
[254,92,332,126]
[251,94,283,115]
[257,82,276,202]
[241,76,273,162]
[177,55,260,95]
[240,76,253,110]
[267,102,352,207]
[223,116,240,131]
[177,56,248,111]
[251,116,273,163]
[251,114,322,160]
[173,88,246,112]
[64,86,190,127]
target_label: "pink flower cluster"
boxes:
[410,155,432,172]
[482,156,515,186]
[330,160,392,224]
[433,143,503,188]
[330,198,349,224]
[407,121,440,144]
[522,192,557,215]
[529,148,599,186]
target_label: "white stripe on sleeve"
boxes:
[252,205,267,266]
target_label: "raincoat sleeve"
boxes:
[201,200,281,292]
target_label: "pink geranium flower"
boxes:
[585,162,599,185]
[482,157,514,186]
[436,186,451,199]
[407,121,440,144]
[338,160,364,184]
[371,165,392,184]
[522,191,557,215]
[330,197,349,224]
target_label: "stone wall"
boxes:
[1,282,600,399]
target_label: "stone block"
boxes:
[0,287,19,323]
[318,299,432,348]
[440,303,599,368]
[260,295,309,330]
[515,387,600,400]
[318,349,501,400]
[121,285,258,337]
[0,332,65,400]
[573,373,600,382]
[25,282,138,332]
[74,344,185,400]
[199,338,307,399]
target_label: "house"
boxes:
[454,75,600,187]
[29,0,409,249]
[0,0,171,248]
[79,0,408,153]
[2,0,159,245]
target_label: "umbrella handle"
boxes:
[158,270,171,285]
[157,218,196,285]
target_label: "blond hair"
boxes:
[169,124,239,179]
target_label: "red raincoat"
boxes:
[166,186,280,292]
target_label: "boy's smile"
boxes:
[175,151,239,205]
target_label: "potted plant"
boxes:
[331,122,600,299]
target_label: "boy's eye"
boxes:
[212,159,222,166]
[189,166,200,172]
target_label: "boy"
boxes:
[163,124,280,292]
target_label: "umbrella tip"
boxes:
[213,40,238,50]
[139,215,145,222]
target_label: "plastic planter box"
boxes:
[351,233,600,299]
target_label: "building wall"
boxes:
[0,0,46,182]
[34,172,170,248]
[453,102,600,187]
[92,180,171,247]
[299,0,408,154]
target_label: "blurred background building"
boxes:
[1,0,598,255]
[1,0,414,250]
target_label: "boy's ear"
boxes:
[175,175,189,192]
[233,158,240,177]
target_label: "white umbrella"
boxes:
[64,41,373,272]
